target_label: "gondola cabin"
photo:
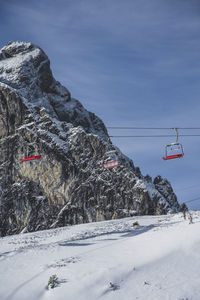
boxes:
[20,155,41,162]
[162,142,184,160]
[103,150,120,169]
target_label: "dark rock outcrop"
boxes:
[0,41,180,236]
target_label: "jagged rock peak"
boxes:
[153,175,180,212]
[0,41,34,57]
[0,41,56,93]
[0,41,108,138]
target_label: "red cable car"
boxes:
[103,138,120,169]
[163,143,184,160]
[103,150,120,169]
[162,128,184,160]
[20,155,41,162]
[20,143,41,162]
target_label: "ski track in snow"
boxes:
[1,212,200,300]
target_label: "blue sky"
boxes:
[1,0,200,208]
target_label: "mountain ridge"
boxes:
[0,41,180,237]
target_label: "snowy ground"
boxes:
[1,212,200,300]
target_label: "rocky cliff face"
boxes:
[0,41,180,237]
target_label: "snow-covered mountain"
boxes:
[0,41,107,138]
[0,212,199,300]
[0,41,180,237]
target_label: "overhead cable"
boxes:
[109,134,200,138]
[184,197,200,204]
[107,127,200,130]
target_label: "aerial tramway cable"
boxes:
[184,197,200,204]
[107,127,200,130]
[109,134,200,138]
[106,127,200,161]
[185,197,200,204]
[108,127,200,138]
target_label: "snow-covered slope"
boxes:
[0,211,199,300]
